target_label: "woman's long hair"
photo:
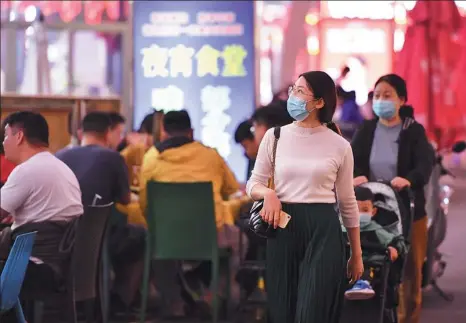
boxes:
[299,71,342,136]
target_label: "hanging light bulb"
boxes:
[307,35,320,56]
[394,3,407,25]
[305,13,319,26]
[394,28,406,52]
[24,6,38,23]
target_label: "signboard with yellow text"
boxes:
[133,1,255,180]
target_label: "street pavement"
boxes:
[151,187,466,323]
[420,187,466,323]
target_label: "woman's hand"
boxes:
[259,189,282,228]
[391,177,411,190]
[388,246,399,262]
[347,253,364,284]
[353,176,369,187]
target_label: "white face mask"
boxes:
[359,213,372,224]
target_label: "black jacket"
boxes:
[12,220,77,285]
[351,117,435,221]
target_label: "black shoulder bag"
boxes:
[249,127,281,238]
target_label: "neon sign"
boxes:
[140,44,248,79]
[133,2,255,180]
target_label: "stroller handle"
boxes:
[367,180,415,209]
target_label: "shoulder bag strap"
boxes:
[269,127,281,189]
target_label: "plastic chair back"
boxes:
[0,232,37,311]
[71,204,111,301]
[146,181,218,260]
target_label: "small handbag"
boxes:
[249,127,281,238]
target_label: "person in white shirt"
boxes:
[247,71,363,323]
[0,111,83,228]
[0,111,83,299]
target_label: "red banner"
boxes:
[395,0,463,139]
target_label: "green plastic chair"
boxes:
[139,181,231,323]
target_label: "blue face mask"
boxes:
[359,212,372,225]
[287,95,314,121]
[373,100,397,119]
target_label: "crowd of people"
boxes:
[0,70,462,323]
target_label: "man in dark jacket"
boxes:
[234,120,258,181]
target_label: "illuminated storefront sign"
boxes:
[133,1,255,180]
[320,19,392,105]
[323,1,399,19]
[321,1,466,19]
[326,26,387,54]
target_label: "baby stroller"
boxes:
[340,181,414,323]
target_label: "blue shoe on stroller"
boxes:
[345,280,375,300]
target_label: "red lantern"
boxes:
[17,1,35,12]
[60,1,82,23]
[105,1,120,21]
[38,1,61,17]
[123,0,130,20]
[84,1,105,25]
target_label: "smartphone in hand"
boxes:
[278,211,291,228]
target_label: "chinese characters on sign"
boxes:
[140,40,248,157]
[141,44,248,79]
[133,2,255,180]
[151,86,185,112]
[138,12,249,157]
[201,85,232,158]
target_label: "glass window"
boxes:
[16,26,69,95]
[72,31,122,96]
[0,1,129,23]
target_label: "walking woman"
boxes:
[246,71,363,323]
[351,74,434,323]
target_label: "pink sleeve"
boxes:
[246,128,274,198]
[336,145,360,228]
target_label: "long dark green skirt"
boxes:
[266,203,346,323]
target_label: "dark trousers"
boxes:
[398,216,428,323]
[266,203,346,323]
[235,222,266,294]
[109,223,146,306]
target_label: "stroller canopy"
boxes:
[359,182,404,236]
